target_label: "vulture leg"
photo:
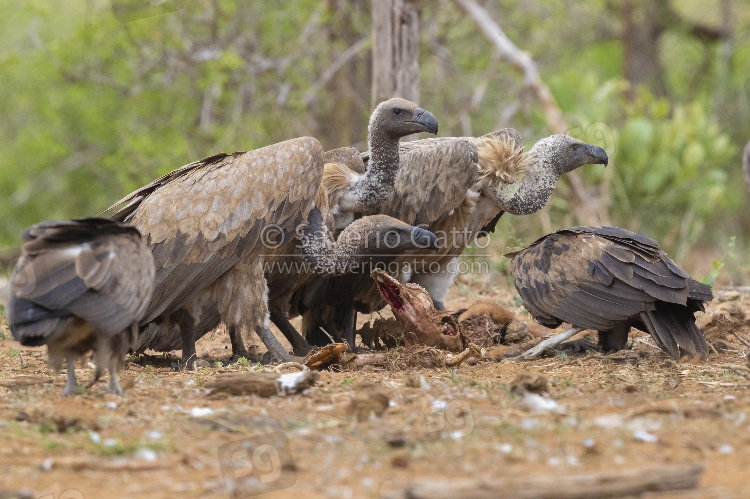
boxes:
[255,326,293,363]
[433,301,446,312]
[270,310,312,356]
[338,306,358,352]
[108,359,124,396]
[228,326,251,363]
[559,337,601,354]
[598,323,631,352]
[174,308,198,369]
[62,357,79,397]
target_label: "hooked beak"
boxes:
[410,108,439,135]
[586,144,609,167]
[411,227,440,251]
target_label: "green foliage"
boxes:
[703,236,736,285]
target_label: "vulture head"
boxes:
[369,98,439,141]
[484,134,609,216]
[343,215,440,254]
[535,134,609,173]
[299,208,439,274]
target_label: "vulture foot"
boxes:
[559,338,601,354]
[256,327,294,363]
[433,300,446,311]
[62,358,81,397]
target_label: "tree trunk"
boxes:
[371,0,420,110]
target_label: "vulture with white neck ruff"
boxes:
[108,98,438,366]
[297,131,609,349]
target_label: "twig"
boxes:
[303,37,370,106]
[716,364,750,380]
[636,337,662,350]
[731,331,750,348]
[512,328,582,360]
[318,327,335,345]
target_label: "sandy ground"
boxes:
[0,278,749,499]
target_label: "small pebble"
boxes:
[147,430,163,441]
[89,432,101,444]
[106,402,117,410]
[190,407,214,417]
[633,430,658,443]
[41,458,53,471]
[134,448,158,461]
[103,438,118,447]
[718,444,734,454]
[500,443,513,454]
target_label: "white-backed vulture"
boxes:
[107,98,438,366]
[298,131,609,347]
[506,226,712,359]
[8,218,155,395]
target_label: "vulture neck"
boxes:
[299,216,362,276]
[487,145,560,216]
[349,128,400,213]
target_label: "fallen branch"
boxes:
[206,370,317,397]
[511,328,582,360]
[403,464,703,499]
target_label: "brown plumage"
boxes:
[299,131,609,346]
[107,98,439,365]
[8,218,155,396]
[506,226,712,359]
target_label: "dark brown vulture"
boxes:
[107,98,438,366]
[297,131,609,348]
[8,218,155,395]
[506,226,712,359]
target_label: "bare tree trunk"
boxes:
[371,0,420,109]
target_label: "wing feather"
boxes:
[112,137,324,324]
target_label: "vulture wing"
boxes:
[9,218,155,345]
[508,226,692,332]
[109,137,324,324]
[377,138,479,226]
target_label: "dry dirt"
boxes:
[1,284,750,499]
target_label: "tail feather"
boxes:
[640,302,708,359]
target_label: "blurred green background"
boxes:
[0,0,748,284]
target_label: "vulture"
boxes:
[506,226,712,359]
[8,218,155,396]
[107,98,438,366]
[297,131,609,348]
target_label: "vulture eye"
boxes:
[571,143,581,151]
[393,109,402,116]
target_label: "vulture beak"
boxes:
[586,144,609,167]
[411,227,440,251]
[411,108,439,135]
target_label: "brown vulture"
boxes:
[107,98,438,366]
[506,226,712,359]
[297,131,609,348]
[8,218,155,395]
